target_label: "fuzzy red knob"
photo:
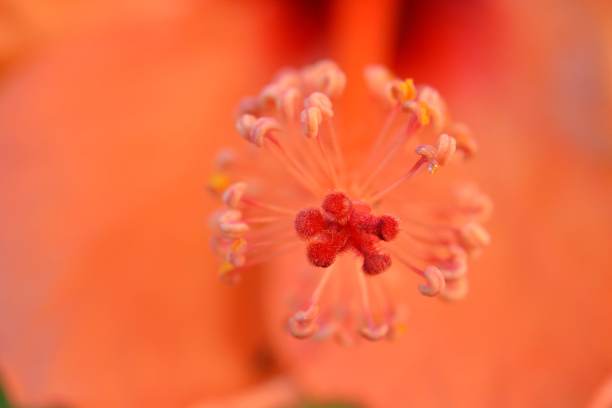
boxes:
[295,208,326,239]
[362,253,392,275]
[322,192,352,224]
[376,215,399,241]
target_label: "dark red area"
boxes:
[294,192,399,274]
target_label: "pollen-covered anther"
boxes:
[279,87,302,120]
[222,182,247,208]
[416,133,457,173]
[226,238,247,267]
[301,60,347,98]
[251,117,281,146]
[435,133,457,166]
[448,122,478,158]
[258,70,300,112]
[236,96,260,116]
[235,114,257,139]
[419,266,446,297]
[300,106,323,138]
[207,173,230,195]
[458,222,491,253]
[387,78,416,103]
[360,323,390,341]
[415,85,447,131]
[403,100,431,126]
[441,276,469,301]
[288,315,318,339]
[415,144,439,174]
[235,115,281,147]
[438,245,468,279]
[217,208,241,223]
[217,209,249,237]
[218,260,238,281]
[288,305,320,339]
[258,84,280,111]
[304,92,334,118]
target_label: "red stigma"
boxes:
[295,192,399,275]
[322,192,352,224]
[295,208,326,239]
[376,215,399,241]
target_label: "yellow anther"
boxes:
[208,172,231,194]
[418,101,431,126]
[428,162,439,174]
[399,78,416,101]
[218,260,235,277]
[230,238,247,252]
[394,322,408,336]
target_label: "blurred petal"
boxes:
[0,2,283,407]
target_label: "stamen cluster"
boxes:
[208,59,491,343]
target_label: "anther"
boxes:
[418,266,445,297]
[227,238,248,267]
[388,78,416,103]
[250,117,281,147]
[435,133,457,166]
[360,323,390,341]
[304,92,334,118]
[301,107,323,139]
[218,260,241,285]
[236,96,260,116]
[302,60,347,97]
[279,87,302,120]
[259,83,281,111]
[448,122,478,158]
[288,315,318,339]
[403,100,431,126]
[222,182,247,208]
[274,68,301,90]
[416,86,447,131]
[416,133,457,173]
[458,222,491,253]
[438,245,468,279]
[440,276,469,301]
[235,114,257,139]
[218,209,249,237]
[235,114,281,147]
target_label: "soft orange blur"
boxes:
[0,1,611,408]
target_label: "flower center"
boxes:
[294,192,399,274]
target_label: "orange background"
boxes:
[0,1,611,407]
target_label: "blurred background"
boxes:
[0,0,611,407]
